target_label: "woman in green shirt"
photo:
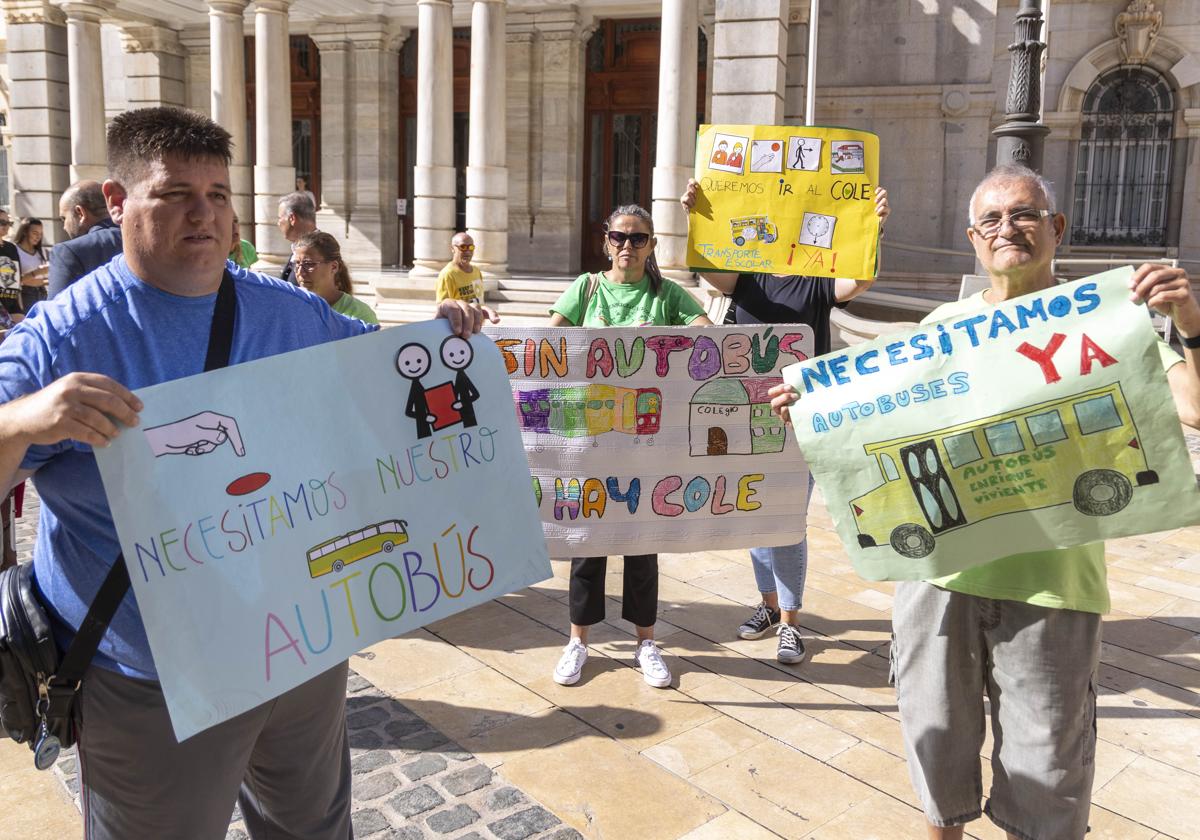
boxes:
[549,204,712,690]
[228,212,258,269]
[293,231,379,325]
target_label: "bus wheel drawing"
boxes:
[890,523,935,559]
[333,560,345,573]
[382,540,395,552]
[1073,469,1133,516]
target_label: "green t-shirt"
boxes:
[332,292,379,325]
[921,290,1182,614]
[550,272,706,327]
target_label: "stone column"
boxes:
[309,30,350,220]
[651,0,699,281]
[466,0,508,278]
[409,0,455,278]
[60,1,109,182]
[5,0,70,240]
[783,4,808,124]
[209,0,252,242]
[178,25,211,117]
[1180,110,1200,267]
[252,0,294,268]
[311,21,403,273]
[121,24,186,108]
[710,0,787,124]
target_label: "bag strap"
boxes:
[580,273,601,322]
[53,269,239,689]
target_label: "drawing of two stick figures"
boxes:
[396,336,479,440]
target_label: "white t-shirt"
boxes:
[16,245,44,277]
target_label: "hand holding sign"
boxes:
[144,411,246,458]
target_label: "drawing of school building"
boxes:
[0,1,1197,323]
[690,376,783,457]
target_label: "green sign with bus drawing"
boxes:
[782,268,1200,581]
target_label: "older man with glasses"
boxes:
[771,163,1200,840]
[0,212,24,321]
[435,232,484,306]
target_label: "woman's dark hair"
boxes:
[13,217,45,259]
[295,230,353,295]
[604,204,662,296]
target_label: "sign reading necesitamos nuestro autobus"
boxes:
[782,268,1200,581]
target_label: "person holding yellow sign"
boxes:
[682,178,889,665]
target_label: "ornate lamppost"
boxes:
[993,0,1050,172]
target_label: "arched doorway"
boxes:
[581,20,706,271]
[1071,66,1175,246]
[397,30,471,268]
[244,35,321,205]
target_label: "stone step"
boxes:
[376,300,553,328]
[486,288,561,304]
[496,278,574,293]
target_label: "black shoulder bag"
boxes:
[0,269,237,769]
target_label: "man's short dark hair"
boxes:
[278,192,317,223]
[107,106,233,187]
[61,181,107,217]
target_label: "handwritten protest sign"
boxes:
[95,323,550,741]
[487,324,813,556]
[782,268,1200,581]
[686,124,881,279]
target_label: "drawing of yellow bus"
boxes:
[730,216,778,247]
[307,519,409,578]
[851,383,1157,559]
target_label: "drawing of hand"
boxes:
[452,401,463,410]
[143,411,246,458]
[427,414,436,423]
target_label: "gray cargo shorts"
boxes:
[890,580,1101,840]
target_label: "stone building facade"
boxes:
[0,0,1197,306]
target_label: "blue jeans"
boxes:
[749,473,814,612]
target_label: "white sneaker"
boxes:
[554,638,588,685]
[635,640,672,688]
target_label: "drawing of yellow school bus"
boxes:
[851,383,1157,559]
[307,519,409,578]
[729,215,778,247]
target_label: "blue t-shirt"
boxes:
[0,256,375,680]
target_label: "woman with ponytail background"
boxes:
[548,204,712,689]
[293,230,379,325]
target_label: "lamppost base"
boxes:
[993,122,1052,172]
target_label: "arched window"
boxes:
[1071,67,1174,246]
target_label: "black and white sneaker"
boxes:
[738,602,781,640]
[776,623,807,664]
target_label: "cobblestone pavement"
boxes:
[14,488,580,840]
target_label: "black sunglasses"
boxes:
[605,230,650,249]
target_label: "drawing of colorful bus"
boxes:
[307,519,409,578]
[850,383,1157,559]
[515,385,662,438]
[729,215,778,247]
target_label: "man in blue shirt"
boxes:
[0,106,489,839]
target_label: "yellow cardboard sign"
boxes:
[686,124,881,280]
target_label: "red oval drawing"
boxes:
[226,472,271,496]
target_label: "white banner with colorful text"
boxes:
[487,324,814,556]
